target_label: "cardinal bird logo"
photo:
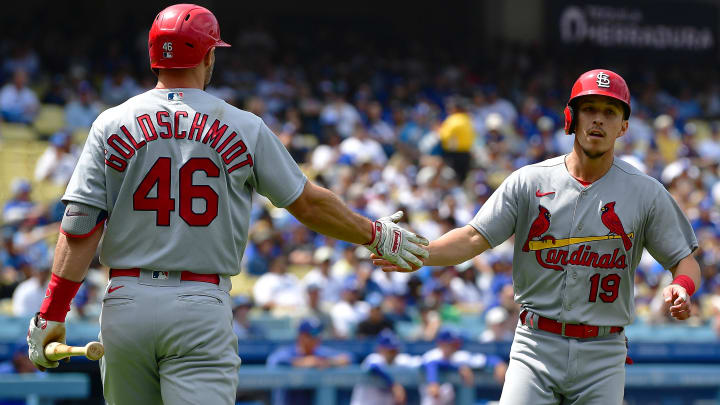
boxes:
[600,202,633,251]
[523,205,551,252]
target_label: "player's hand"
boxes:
[662,284,691,320]
[27,314,66,371]
[459,365,474,386]
[391,382,406,404]
[426,382,441,398]
[364,211,429,271]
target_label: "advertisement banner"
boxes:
[548,1,717,57]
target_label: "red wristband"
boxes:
[38,273,83,322]
[671,275,696,297]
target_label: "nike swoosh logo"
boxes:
[536,190,556,197]
[108,286,124,294]
[66,211,89,217]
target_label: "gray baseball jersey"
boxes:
[471,155,697,405]
[470,155,697,326]
[63,88,307,274]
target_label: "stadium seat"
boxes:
[0,122,38,142]
[33,104,66,136]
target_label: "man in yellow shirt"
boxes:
[438,97,476,181]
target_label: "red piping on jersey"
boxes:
[59,219,106,239]
[575,178,593,187]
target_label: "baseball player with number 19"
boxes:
[375,69,701,404]
[25,4,428,404]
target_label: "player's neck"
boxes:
[156,69,206,90]
[565,147,614,184]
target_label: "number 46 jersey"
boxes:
[63,88,307,275]
[469,156,697,326]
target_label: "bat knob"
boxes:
[85,341,105,361]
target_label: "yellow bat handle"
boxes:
[44,341,105,361]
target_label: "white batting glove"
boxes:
[364,211,429,270]
[27,314,66,371]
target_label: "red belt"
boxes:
[520,310,623,339]
[110,268,220,285]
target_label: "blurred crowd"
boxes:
[1,22,720,350]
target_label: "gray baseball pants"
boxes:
[98,270,241,404]
[499,321,627,405]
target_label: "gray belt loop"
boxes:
[598,326,611,337]
[218,275,232,293]
[524,310,540,331]
[561,322,567,337]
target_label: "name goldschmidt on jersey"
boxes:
[104,109,253,175]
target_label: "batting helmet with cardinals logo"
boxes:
[148,3,230,71]
[564,69,631,134]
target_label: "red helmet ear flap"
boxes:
[563,105,574,135]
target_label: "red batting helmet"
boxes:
[564,69,631,134]
[148,4,230,70]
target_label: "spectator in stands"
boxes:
[385,289,413,325]
[302,246,343,305]
[231,295,265,339]
[267,319,352,405]
[0,69,38,124]
[339,123,387,166]
[42,75,69,106]
[101,66,141,106]
[65,81,102,131]
[449,261,484,312]
[437,97,475,182]
[295,283,336,338]
[419,329,506,405]
[0,226,32,285]
[479,306,515,342]
[245,224,279,276]
[654,114,681,164]
[0,344,39,375]
[351,330,418,405]
[11,260,48,317]
[252,255,305,315]
[356,295,395,337]
[367,101,395,156]
[0,344,41,405]
[331,278,371,339]
[320,91,362,139]
[34,130,80,186]
[2,179,35,225]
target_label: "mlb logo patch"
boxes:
[168,92,183,101]
[152,271,170,280]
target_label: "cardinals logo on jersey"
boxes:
[523,201,633,271]
[523,205,551,252]
[600,202,633,251]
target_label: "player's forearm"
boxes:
[670,254,701,291]
[424,225,490,266]
[51,230,103,282]
[287,182,372,245]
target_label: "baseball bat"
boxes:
[44,341,105,361]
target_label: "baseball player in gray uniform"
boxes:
[25,4,428,405]
[375,69,701,404]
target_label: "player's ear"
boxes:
[617,119,629,139]
[203,47,214,67]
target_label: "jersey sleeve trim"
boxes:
[59,219,106,239]
[272,175,308,208]
[468,221,501,248]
